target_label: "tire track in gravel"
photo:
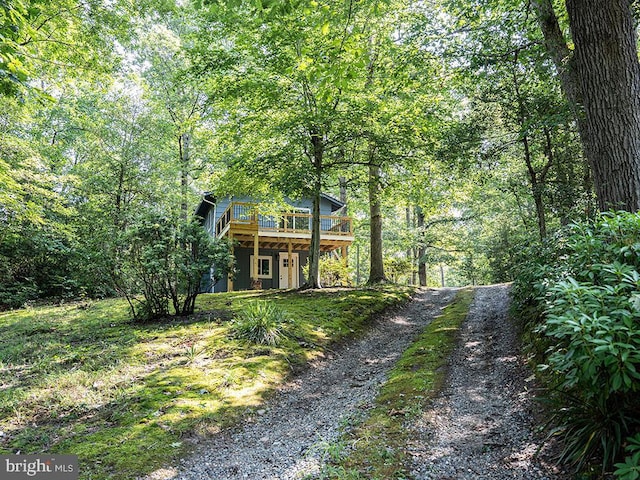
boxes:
[143,288,457,480]
[408,284,569,480]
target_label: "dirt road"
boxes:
[144,288,457,480]
[408,284,567,479]
[145,285,566,480]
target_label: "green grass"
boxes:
[318,287,475,480]
[0,286,413,479]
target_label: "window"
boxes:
[250,255,272,279]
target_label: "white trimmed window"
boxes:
[250,255,272,279]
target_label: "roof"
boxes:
[194,193,216,219]
[320,193,345,211]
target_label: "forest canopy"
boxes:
[0,0,636,308]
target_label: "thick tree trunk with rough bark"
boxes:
[533,0,640,211]
[368,159,386,284]
[304,133,323,289]
[307,182,322,288]
[565,0,640,211]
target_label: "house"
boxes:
[195,194,354,292]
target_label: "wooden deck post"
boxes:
[287,239,293,288]
[252,232,260,289]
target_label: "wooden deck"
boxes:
[215,202,354,251]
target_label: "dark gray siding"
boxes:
[232,247,308,291]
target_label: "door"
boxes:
[279,253,299,289]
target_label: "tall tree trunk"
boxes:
[179,132,190,222]
[114,161,126,229]
[305,133,323,289]
[364,39,386,285]
[368,157,386,284]
[339,176,348,210]
[512,50,550,239]
[532,0,640,211]
[406,207,413,285]
[307,176,322,289]
[531,0,582,113]
[416,206,427,287]
[522,133,547,240]
[566,0,640,211]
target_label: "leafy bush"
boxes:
[615,434,640,480]
[384,256,413,284]
[230,301,291,345]
[118,213,233,321]
[0,225,78,309]
[303,256,352,287]
[512,212,640,473]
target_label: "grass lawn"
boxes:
[0,286,413,479]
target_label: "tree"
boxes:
[1,0,132,97]
[0,0,151,304]
[532,0,640,211]
[193,0,390,288]
[340,5,445,285]
[434,0,594,242]
[137,15,210,222]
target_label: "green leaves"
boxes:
[229,301,291,345]
[0,0,32,94]
[514,211,640,472]
[615,435,640,480]
[119,213,234,321]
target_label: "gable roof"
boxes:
[194,193,216,219]
[320,193,345,211]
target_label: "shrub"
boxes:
[615,434,640,480]
[230,301,291,345]
[512,212,640,473]
[384,256,413,284]
[302,255,352,287]
[117,213,233,321]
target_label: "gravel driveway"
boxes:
[145,285,569,480]
[144,287,457,480]
[408,284,568,479]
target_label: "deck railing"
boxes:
[215,202,353,237]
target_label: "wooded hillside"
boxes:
[0,0,636,302]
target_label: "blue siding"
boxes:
[212,196,233,226]
[200,265,229,293]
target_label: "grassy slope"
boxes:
[0,287,413,479]
[319,287,475,480]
